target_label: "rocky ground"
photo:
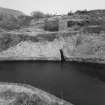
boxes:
[0,82,73,105]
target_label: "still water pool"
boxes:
[0,61,105,105]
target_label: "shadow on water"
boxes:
[60,49,65,62]
[68,61,105,82]
[0,61,105,105]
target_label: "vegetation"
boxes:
[75,9,88,14]
[31,11,52,20]
[44,19,59,31]
[12,92,50,105]
[67,11,73,16]
[0,89,60,105]
[0,31,58,52]
[0,14,20,30]
[0,14,32,30]
[0,33,22,51]
[17,15,33,26]
[31,11,45,19]
[0,7,26,30]
[83,26,105,33]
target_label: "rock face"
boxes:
[1,32,105,63]
[0,82,73,105]
[0,9,105,63]
[62,33,105,63]
[0,39,64,61]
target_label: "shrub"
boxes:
[31,11,45,19]
[17,15,32,26]
[83,26,105,33]
[67,11,73,16]
[75,9,88,14]
[0,33,22,51]
[0,15,20,30]
[44,19,59,31]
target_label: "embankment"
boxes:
[0,82,73,105]
[0,31,105,63]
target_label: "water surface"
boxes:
[0,61,105,105]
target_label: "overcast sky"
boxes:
[0,0,105,15]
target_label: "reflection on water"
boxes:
[0,61,105,105]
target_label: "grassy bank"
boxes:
[0,82,72,105]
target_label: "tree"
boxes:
[31,11,45,19]
[67,10,73,16]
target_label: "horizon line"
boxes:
[0,6,105,16]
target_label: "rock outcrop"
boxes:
[62,33,105,63]
[1,32,105,63]
[0,39,64,61]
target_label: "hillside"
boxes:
[29,9,105,33]
[0,9,105,63]
[0,7,31,30]
[0,7,24,17]
[57,9,105,33]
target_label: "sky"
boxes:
[0,0,105,15]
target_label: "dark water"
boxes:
[0,61,105,105]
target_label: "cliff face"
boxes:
[1,32,105,63]
[0,39,64,60]
[62,33,105,63]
